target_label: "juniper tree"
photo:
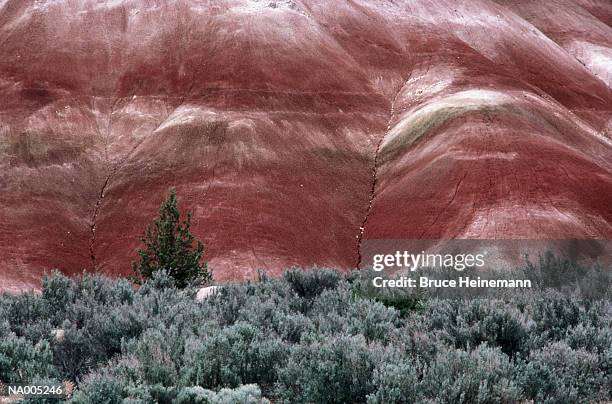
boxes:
[132,189,211,287]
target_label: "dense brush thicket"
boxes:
[0,258,610,403]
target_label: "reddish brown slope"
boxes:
[361,0,612,242]
[494,0,612,89]
[0,0,610,291]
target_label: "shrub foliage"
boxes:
[0,261,609,403]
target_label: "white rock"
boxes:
[195,286,221,302]
[52,328,65,342]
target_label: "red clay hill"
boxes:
[1,0,611,291]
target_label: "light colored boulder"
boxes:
[52,328,65,343]
[195,286,221,302]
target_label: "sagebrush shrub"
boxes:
[275,335,383,403]
[0,265,609,403]
[0,332,56,382]
[421,344,522,403]
[284,268,341,299]
[367,359,424,403]
[518,341,610,404]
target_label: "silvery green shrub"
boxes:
[517,341,610,404]
[275,334,383,403]
[367,359,424,403]
[420,344,522,403]
[0,265,610,403]
[0,332,56,382]
[423,299,530,357]
[181,322,288,390]
[284,268,341,299]
[70,371,123,404]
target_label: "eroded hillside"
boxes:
[1,0,611,290]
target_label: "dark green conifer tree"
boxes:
[132,189,211,287]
